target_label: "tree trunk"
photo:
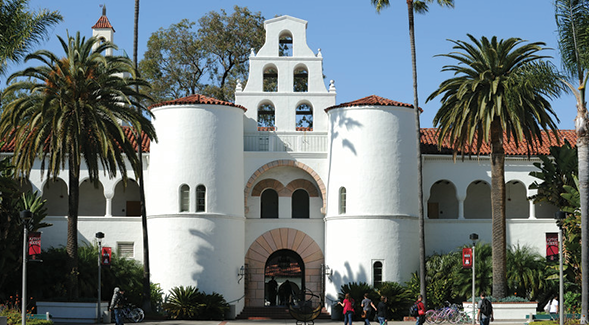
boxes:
[490,120,507,298]
[578,135,589,324]
[406,0,427,305]
[133,0,152,313]
[66,165,80,299]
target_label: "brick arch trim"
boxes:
[244,228,324,306]
[245,159,326,213]
[251,178,285,196]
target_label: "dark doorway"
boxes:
[264,249,304,306]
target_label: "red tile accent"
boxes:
[149,94,247,111]
[92,15,115,31]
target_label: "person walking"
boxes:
[361,293,377,325]
[415,295,426,325]
[338,293,355,325]
[377,296,388,325]
[477,293,494,325]
[110,287,125,325]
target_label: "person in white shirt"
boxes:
[549,296,559,315]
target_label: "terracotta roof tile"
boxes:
[92,15,115,32]
[149,94,247,111]
[325,95,419,112]
[420,128,578,156]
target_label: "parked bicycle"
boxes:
[425,302,462,324]
[112,304,145,323]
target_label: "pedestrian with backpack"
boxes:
[414,295,426,325]
[477,293,493,325]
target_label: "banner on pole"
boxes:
[101,247,112,266]
[546,233,558,262]
[462,247,472,268]
[28,232,41,258]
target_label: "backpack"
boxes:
[481,298,492,317]
[410,303,419,317]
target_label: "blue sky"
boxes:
[7,0,577,129]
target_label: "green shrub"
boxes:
[161,286,228,320]
[377,282,413,320]
[0,305,52,325]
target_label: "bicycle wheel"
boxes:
[425,310,436,324]
[128,307,145,323]
[447,309,460,324]
[434,309,445,324]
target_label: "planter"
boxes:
[37,301,110,323]
[462,302,537,321]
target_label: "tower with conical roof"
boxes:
[91,5,115,56]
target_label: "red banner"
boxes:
[546,233,558,262]
[101,247,112,266]
[462,247,472,268]
[28,232,41,257]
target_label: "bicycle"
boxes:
[112,304,145,323]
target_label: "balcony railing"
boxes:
[244,132,327,152]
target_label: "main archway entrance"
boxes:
[245,228,324,307]
[264,249,304,306]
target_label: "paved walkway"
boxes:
[67,319,526,325]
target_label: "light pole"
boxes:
[96,232,105,323]
[470,233,479,325]
[21,210,32,325]
[555,212,566,325]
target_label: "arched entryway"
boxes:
[264,249,304,306]
[245,228,324,307]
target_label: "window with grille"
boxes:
[180,184,190,212]
[118,242,134,258]
[339,187,346,214]
[196,185,206,212]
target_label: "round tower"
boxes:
[147,94,246,313]
[324,95,420,301]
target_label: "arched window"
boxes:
[261,189,279,218]
[263,66,278,92]
[339,187,346,214]
[279,32,293,57]
[296,103,313,130]
[292,189,309,218]
[293,67,308,92]
[258,103,276,129]
[196,185,206,212]
[373,261,383,286]
[180,184,190,212]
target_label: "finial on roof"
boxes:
[317,48,322,58]
[250,48,256,57]
[102,4,106,16]
[329,80,336,92]
[236,79,243,92]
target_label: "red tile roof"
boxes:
[420,128,578,156]
[92,15,115,32]
[149,94,247,111]
[325,94,421,112]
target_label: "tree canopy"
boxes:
[139,6,265,103]
[0,0,62,77]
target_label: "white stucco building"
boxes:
[3,12,572,317]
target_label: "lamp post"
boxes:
[555,212,566,325]
[469,233,479,325]
[96,232,105,323]
[21,210,32,325]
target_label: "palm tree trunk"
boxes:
[66,164,80,299]
[578,135,589,324]
[133,0,152,313]
[490,120,507,298]
[406,0,427,304]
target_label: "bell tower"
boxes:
[235,15,336,133]
[91,5,115,56]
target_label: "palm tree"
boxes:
[370,0,454,304]
[0,32,157,298]
[427,34,563,298]
[0,0,62,76]
[132,0,152,313]
[554,1,589,320]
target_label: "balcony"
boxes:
[244,131,327,152]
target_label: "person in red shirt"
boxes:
[415,295,426,325]
[339,293,355,325]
